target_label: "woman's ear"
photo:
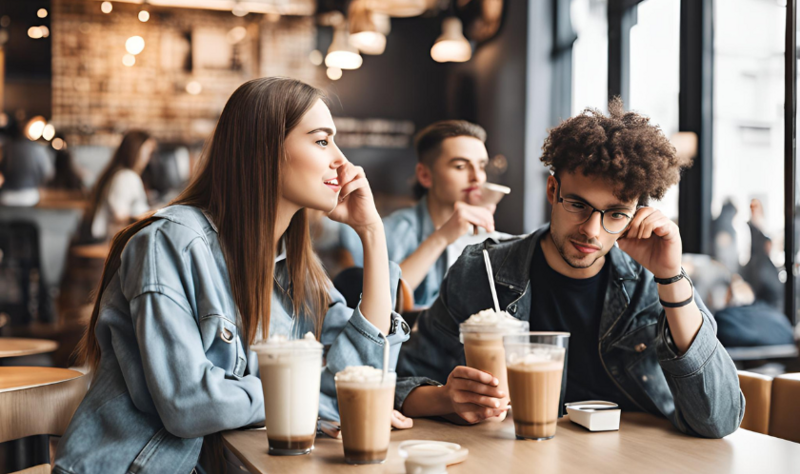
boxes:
[416,163,433,190]
[546,175,557,205]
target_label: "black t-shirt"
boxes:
[529,240,639,411]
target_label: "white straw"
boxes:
[381,333,390,383]
[483,249,501,313]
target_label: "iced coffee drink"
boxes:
[335,366,396,464]
[252,333,323,455]
[503,334,568,440]
[459,309,529,420]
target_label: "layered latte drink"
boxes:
[252,333,323,455]
[335,366,396,464]
[459,309,529,421]
[503,335,567,441]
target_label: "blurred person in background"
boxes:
[341,120,509,307]
[47,135,87,194]
[742,199,783,309]
[0,118,54,206]
[711,199,739,274]
[78,130,155,243]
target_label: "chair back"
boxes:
[737,370,773,434]
[769,372,800,443]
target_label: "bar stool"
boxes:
[768,373,800,443]
[737,370,773,434]
[0,367,89,473]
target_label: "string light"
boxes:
[327,67,343,81]
[101,2,113,14]
[138,10,150,22]
[37,9,48,19]
[122,54,136,67]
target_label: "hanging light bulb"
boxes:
[348,0,387,55]
[430,17,471,63]
[126,36,145,55]
[138,10,150,22]
[326,24,362,70]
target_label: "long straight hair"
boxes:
[76,77,332,370]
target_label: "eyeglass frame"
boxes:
[554,176,639,235]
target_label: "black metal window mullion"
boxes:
[678,0,714,256]
[784,0,797,326]
[607,0,639,105]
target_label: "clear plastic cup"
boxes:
[335,370,397,464]
[252,340,323,455]
[503,332,570,440]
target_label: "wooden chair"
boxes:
[768,373,800,443]
[0,367,90,473]
[398,278,415,314]
[737,371,773,434]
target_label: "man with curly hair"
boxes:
[395,99,745,438]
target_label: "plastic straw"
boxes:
[483,249,501,313]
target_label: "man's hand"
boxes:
[616,207,682,279]
[443,366,507,424]
[435,202,495,245]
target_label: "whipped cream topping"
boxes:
[463,309,523,328]
[335,365,386,383]
[252,332,321,351]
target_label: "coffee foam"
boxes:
[335,365,386,383]
[463,309,522,328]
[507,351,564,370]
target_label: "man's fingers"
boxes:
[452,390,504,409]
[451,366,499,386]
[450,379,505,398]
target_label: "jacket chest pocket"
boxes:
[199,314,247,378]
[612,322,675,417]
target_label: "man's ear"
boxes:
[416,163,433,190]
[546,175,558,206]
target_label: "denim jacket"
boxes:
[397,225,745,438]
[54,205,409,474]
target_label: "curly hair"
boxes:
[540,97,691,204]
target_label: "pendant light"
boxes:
[326,22,363,70]
[349,0,388,55]
[430,16,471,63]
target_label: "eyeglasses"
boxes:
[555,176,635,234]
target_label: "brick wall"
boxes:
[51,0,322,146]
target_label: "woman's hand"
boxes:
[392,410,414,430]
[327,162,381,235]
[443,366,507,424]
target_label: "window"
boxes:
[571,0,608,115]
[712,0,786,311]
[629,0,681,222]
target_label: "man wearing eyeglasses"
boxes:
[394,99,745,438]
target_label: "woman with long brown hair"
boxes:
[54,78,409,474]
[79,130,156,242]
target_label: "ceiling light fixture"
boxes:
[430,17,471,63]
[348,0,387,55]
[326,22,362,70]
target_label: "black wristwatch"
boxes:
[653,267,689,285]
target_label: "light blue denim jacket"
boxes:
[342,196,444,307]
[53,205,409,474]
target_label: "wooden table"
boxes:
[0,338,58,359]
[0,367,84,392]
[222,413,800,474]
